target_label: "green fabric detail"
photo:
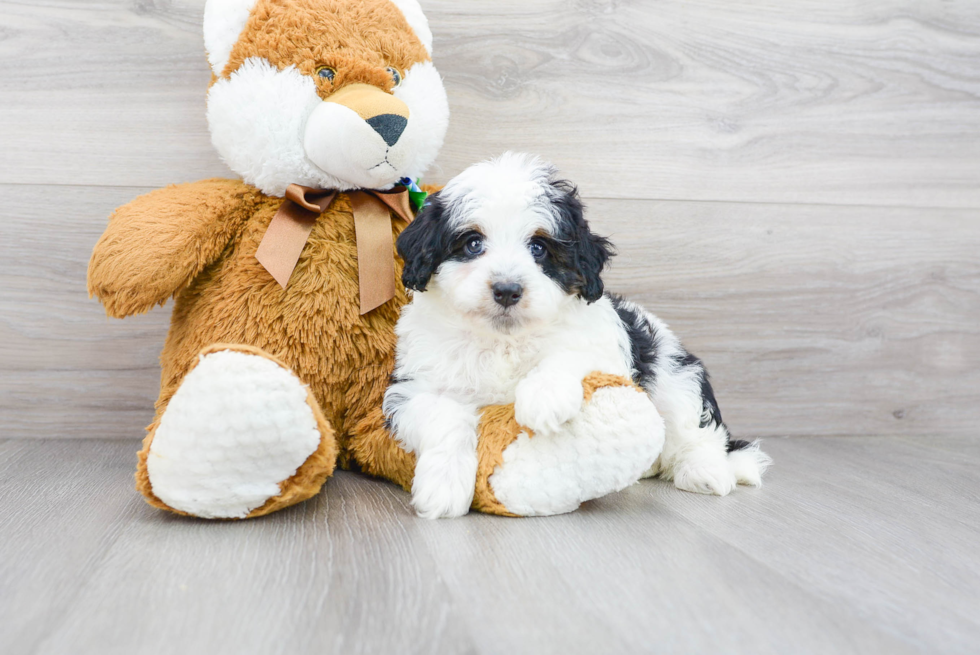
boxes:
[408,179,428,213]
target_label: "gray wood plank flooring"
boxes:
[3,183,977,439]
[1,1,977,650]
[1,437,977,654]
[1,0,978,439]
[2,1,979,207]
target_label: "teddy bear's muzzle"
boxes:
[304,83,414,188]
[325,82,411,143]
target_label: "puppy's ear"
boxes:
[575,229,615,302]
[397,192,450,292]
[550,181,615,303]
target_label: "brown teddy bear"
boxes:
[88,0,663,520]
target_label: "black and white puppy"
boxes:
[385,153,771,518]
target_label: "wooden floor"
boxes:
[1,436,977,655]
[2,0,979,440]
[1,2,978,653]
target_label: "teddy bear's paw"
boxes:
[146,350,323,519]
[490,385,665,516]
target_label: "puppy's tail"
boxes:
[725,439,773,487]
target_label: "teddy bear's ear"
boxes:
[388,0,433,54]
[204,0,259,76]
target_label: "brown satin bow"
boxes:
[255,184,415,315]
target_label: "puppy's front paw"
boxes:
[514,373,584,434]
[674,460,737,496]
[411,449,478,519]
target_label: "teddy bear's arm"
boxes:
[88,179,252,318]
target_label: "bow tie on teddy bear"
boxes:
[256,179,426,315]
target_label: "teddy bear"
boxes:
[87,0,665,520]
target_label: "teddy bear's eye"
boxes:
[316,66,336,82]
[387,67,402,88]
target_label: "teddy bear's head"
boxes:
[204,0,449,196]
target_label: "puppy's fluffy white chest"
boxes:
[393,291,632,407]
[395,297,549,405]
[454,335,542,404]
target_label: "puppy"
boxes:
[385,153,771,518]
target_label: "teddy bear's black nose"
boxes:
[366,114,408,147]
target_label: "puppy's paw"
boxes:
[514,372,583,434]
[673,459,737,496]
[411,449,478,519]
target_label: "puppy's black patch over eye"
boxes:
[463,233,485,257]
[528,239,547,260]
[316,66,336,82]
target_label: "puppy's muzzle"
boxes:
[492,281,523,308]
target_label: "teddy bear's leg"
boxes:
[135,344,338,519]
[477,373,665,517]
[349,374,665,518]
[347,408,417,494]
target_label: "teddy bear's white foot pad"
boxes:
[490,386,665,517]
[147,350,321,519]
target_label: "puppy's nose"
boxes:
[492,282,523,308]
[366,114,408,146]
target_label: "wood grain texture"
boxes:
[0,1,978,207]
[2,183,977,439]
[589,198,980,438]
[650,435,980,652]
[2,2,977,650]
[0,440,473,655]
[2,437,978,654]
[433,0,980,208]
[0,184,167,439]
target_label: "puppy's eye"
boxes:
[387,67,402,88]
[528,239,547,260]
[316,66,336,82]
[464,235,485,257]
